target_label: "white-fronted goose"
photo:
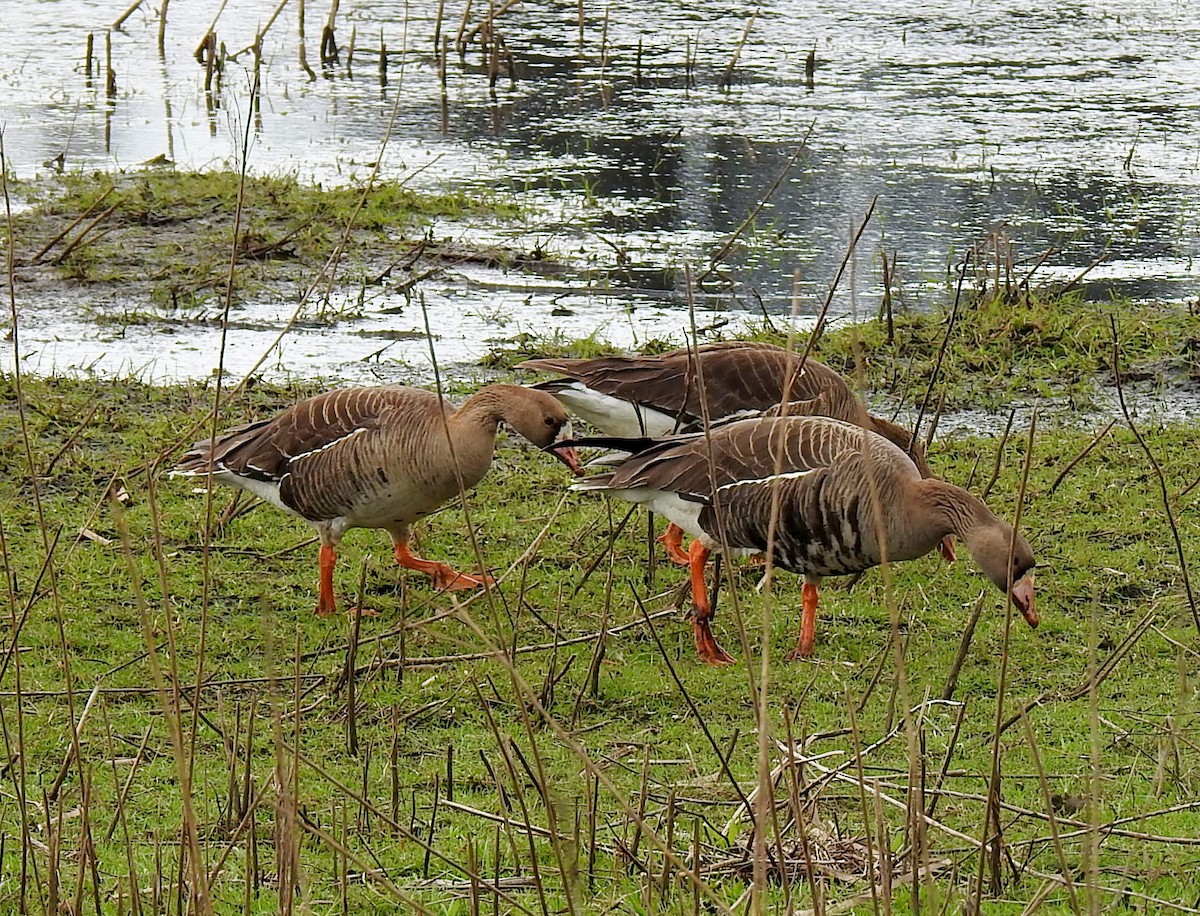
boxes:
[561,416,1036,665]
[174,384,582,615]
[519,341,944,564]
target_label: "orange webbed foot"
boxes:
[691,618,737,666]
[431,566,494,592]
[657,525,691,566]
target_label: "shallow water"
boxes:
[3,0,1199,386]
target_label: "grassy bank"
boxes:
[2,302,1199,914]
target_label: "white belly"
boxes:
[551,385,681,437]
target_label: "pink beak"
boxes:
[1010,573,1037,627]
[552,446,584,476]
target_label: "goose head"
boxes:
[505,390,584,475]
[963,522,1038,627]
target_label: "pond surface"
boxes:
[3,0,1199,385]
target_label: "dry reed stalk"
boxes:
[321,0,341,65]
[157,0,169,55]
[940,591,986,702]
[298,0,316,79]
[979,408,1015,501]
[112,492,211,914]
[1018,710,1081,914]
[472,695,552,916]
[911,253,969,455]
[105,30,116,100]
[1047,420,1115,497]
[1084,590,1101,914]
[1109,316,1199,632]
[718,9,758,91]
[3,132,69,916]
[973,408,1037,906]
[112,0,146,29]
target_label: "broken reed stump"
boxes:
[719,9,758,91]
[105,30,117,101]
[298,0,316,80]
[158,0,170,56]
[320,24,339,66]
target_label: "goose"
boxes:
[173,384,582,615]
[518,341,946,564]
[559,416,1036,665]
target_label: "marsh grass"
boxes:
[2,345,1200,913]
[9,169,523,312]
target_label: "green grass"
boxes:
[1,341,1199,913]
[9,168,524,311]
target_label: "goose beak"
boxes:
[1010,572,1037,627]
[938,535,957,563]
[551,445,584,476]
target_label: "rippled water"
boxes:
[3,0,1199,382]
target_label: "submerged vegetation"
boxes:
[3,280,1200,912]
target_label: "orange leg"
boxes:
[394,539,493,592]
[657,523,691,566]
[686,541,735,666]
[315,543,380,617]
[316,543,339,616]
[786,580,821,660]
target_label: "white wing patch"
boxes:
[716,468,817,493]
[289,426,370,462]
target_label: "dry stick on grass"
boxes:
[910,252,970,455]
[1109,316,1200,633]
[940,591,987,702]
[996,608,1156,734]
[48,201,121,265]
[358,608,677,673]
[978,408,1015,502]
[28,186,115,263]
[1046,420,1116,498]
[1018,709,1081,914]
